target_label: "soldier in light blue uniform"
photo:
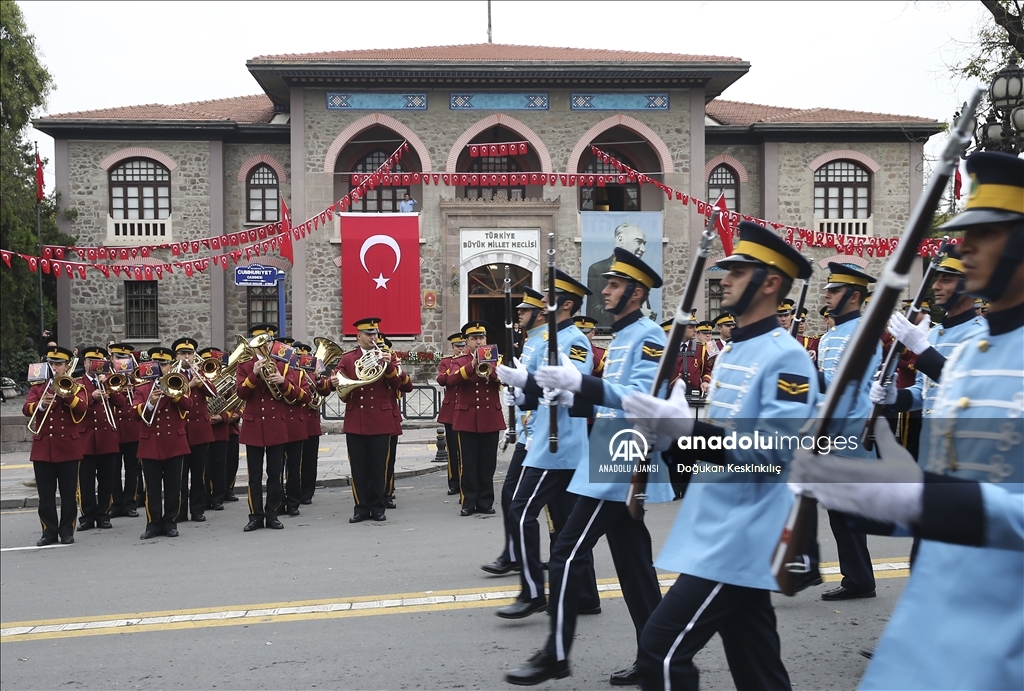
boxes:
[496,271,600,621]
[622,221,817,691]
[792,150,1023,691]
[816,262,881,600]
[503,248,672,686]
[482,288,546,576]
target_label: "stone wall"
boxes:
[705,143,763,219]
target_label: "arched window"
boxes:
[814,160,871,219]
[350,149,408,212]
[707,164,739,212]
[247,164,279,223]
[109,158,170,220]
[465,156,525,201]
[579,150,640,211]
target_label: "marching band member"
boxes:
[281,340,312,519]
[294,342,329,505]
[791,150,1023,691]
[699,312,736,393]
[506,248,671,686]
[174,338,213,523]
[573,316,606,378]
[437,332,468,497]
[224,412,241,503]
[623,221,818,691]
[198,346,229,512]
[109,343,143,517]
[379,334,413,509]
[77,346,124,531]
[134,346,192,539]
[776,297,796,330]
[24,345,88,546]
[794,309,819,361]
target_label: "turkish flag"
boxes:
[712,193,735,256]
[340,213,421,336]
[279,197,294,265]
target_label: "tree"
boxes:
[946,0,1023,86]
[0,0,73,367]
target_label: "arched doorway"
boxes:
[467,264,532,360]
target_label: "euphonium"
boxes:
[207,335,253,416]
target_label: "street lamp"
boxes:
[976,60,1024,154]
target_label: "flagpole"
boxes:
[35,144,44,345]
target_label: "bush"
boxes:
[0,349,40,385]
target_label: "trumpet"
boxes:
[26,357,81,435]
[141,362,189,426]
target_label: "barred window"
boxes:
[125,281,158,340]
[708,165,738,212]
[110,159,171,220]
[247,164,279,223]
[465,156,525,201]
[350,149,408,212]
[579,150,640,211]
[247,286,279,332]
[814,160,871,219]
[707,277,724,320]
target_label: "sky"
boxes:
[20,0,993,191]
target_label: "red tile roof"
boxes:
[252,43,743,63]
[41,94,275,123]
[707,99,936,126]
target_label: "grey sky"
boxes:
[21,0,989,191]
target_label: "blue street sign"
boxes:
[234,264,279,287]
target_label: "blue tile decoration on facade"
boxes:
[326,93,428,110]
[449,93,549,110]
[570,93,670,111]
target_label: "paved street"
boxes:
[0,436,912,691]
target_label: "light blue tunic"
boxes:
[568,313,673,503]
[522,323,592,470]
[861,319,1023,691]
[656,319,820,590]
[514,324,546,446]
[818,313,880,458]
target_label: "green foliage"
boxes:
[0,348,40,384]
[0,0,73,357]
[944,1,1023,86]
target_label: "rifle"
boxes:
[769,87,984,596]
[861,237,948,451]
[547,232,559,453]
[625,209,720,520]
[789,279,810,338]
[501,264,517,451]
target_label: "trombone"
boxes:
[182,352,220,397]
[26,357,81,435]
[141,361,189,427]
[92,360,124,432]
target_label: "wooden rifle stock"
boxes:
[501,265,517,450]
[770,87,984,595]
[862,238,948,451]
[626,210,720,520]
[547,233,559,453]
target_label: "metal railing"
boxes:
[320,384,439,421]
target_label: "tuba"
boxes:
[207,335,254,416]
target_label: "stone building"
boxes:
[35,44,942,360]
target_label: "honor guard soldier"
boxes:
[482,288,545,575]
[507,248,672,686]
[794,309,819,362]
[236,324,300,532]
[294,342,329,505]
[174,338,213,523]
[495,273,601,620]
[77,347,124,531]
[776,297,796,330]
[437,333,469,497]
[109,343,143,517]
[24,346,88,546]
[332,318,404,523]
[198,346,230,512]
[792,150,1024,691]
[450,320,506,516]
[817,262,881,600]
[622,220,819,691]
[379,335,413,509]
[134,346,192,539]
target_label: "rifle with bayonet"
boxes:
[501,264,517,451]
[547,232,559,453]
[789,279,810,338]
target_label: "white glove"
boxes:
[622,379,695,440]
[496,357,527,388]
[632,420,673,452]
[789,419,924,526]
[869,380,897,406]
[888,312,931,355]
[534,352,584,393]
[543,388,574,407]
[501,387,525,407]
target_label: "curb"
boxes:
[1,464,443,510]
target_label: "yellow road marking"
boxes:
[1,463,33,470]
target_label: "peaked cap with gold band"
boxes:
[83,346,110,360]
[935,244,966,275]
[352,317,381,334]
[109,343,135,356]
[715,312,737,327]
[462,320,489,337]
[573,316,599,333]
[447,332,467,345]
[717,221,813,280]
[696,320,714,333]
[45,345,74,362]
[940,151,1024,230]
[291,342,311,355]
[517,287,545,310]
[824,262,877,290]
[776,298,796,315]
[250,323,277,337]
[552,269,592,297]
[198,346,225,359]
[147,347,175,362]
[601,246,664,289]
[172,337,198,353]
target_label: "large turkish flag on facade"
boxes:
[340,214,421,335]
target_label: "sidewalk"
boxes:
[0,415,447,509]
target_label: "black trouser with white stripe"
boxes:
[544,497,662,663]
[637,574,791,691]
[496,442,527,564]
[508,466,599,608]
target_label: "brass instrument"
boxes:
[207,335,254,416]
[332,345,388,399]
[91,362,120,432]
[249,333,286,401]
[181,352,219,397]
[26,357,81,435]
[141,362,188,426]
